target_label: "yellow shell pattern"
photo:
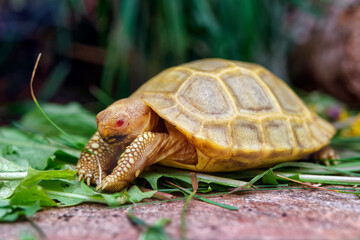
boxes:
[132,59,335,172]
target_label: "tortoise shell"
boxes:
[132,59,335,172]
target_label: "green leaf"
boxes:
[0,180,22,199]
[53,149,79,165]
[101,191,129,206]
[41,180,154,208]
[0,201,41,222]
[18,168,76,189]
[80,181,128,206]
[0,128,54,170]
[41,180,125,207]
[41,180,96,206]
[262,169,278,185]
[141,172,164,190]
[139,218,172,240]
[0,207,12,219]
[2,168,76,211]
[0,127,81,170]
[10,185,57,207]
[127,208,171,240]
[0,157,27,198]
[128,185,156,203]
[0,156,26,172]
[40,180,129,207]
[20,103,97,138]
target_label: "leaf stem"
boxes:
[278,173,360,185]
[0,172,27,180]
[44,190,107,205]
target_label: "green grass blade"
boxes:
[127,207,148,227]
[181,189,196,240]
[271,162,360,177]
[179,187,238,211]
[150,166,248,188]
[30,54,84,150]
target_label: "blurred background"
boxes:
[1,0,360,126]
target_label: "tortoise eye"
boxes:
[116,119,125,127]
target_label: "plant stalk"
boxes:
[0,172,27,180]
[278,173,360,185]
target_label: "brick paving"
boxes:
[1,188,360,240]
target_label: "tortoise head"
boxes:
[96,98,155,145]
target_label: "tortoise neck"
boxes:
[141,108,160,133]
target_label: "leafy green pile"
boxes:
[0,103,155,221]
[1,102,360,223]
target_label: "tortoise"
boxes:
[77,58,337,192]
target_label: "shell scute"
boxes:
[307,120,331,145]
[262,118,293,158]
[199,122,231,152]
[181,59,232,73]
[258,70,305,115]
[178,74,234,119]
[230,117,263,159]
[290,119,315,151]
[142,93,176,110]
[221,70,277,114]
[140,68,191,94]
[172,109,202,137]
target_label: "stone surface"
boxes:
[1,188,360,240]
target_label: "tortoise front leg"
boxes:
[76,132,123,186]
[96,132,167,192]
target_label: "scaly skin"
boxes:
[96,132,159,191]
[76,132,123,186]
[96,128,194,191]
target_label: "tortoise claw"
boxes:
[86,176,91,186]
[95,180,109,191]
[95,183,103,191]
[314,146,339,166]
[76,131,123,190]
[95,184,101,191]
[101,182,108,190]
[78,173,84,182]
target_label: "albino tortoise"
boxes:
[77,58,336,192]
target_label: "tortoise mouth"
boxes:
[105,135,127,144]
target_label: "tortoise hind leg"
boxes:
[313,146,339,166]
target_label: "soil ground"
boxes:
[1,188,360,240]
